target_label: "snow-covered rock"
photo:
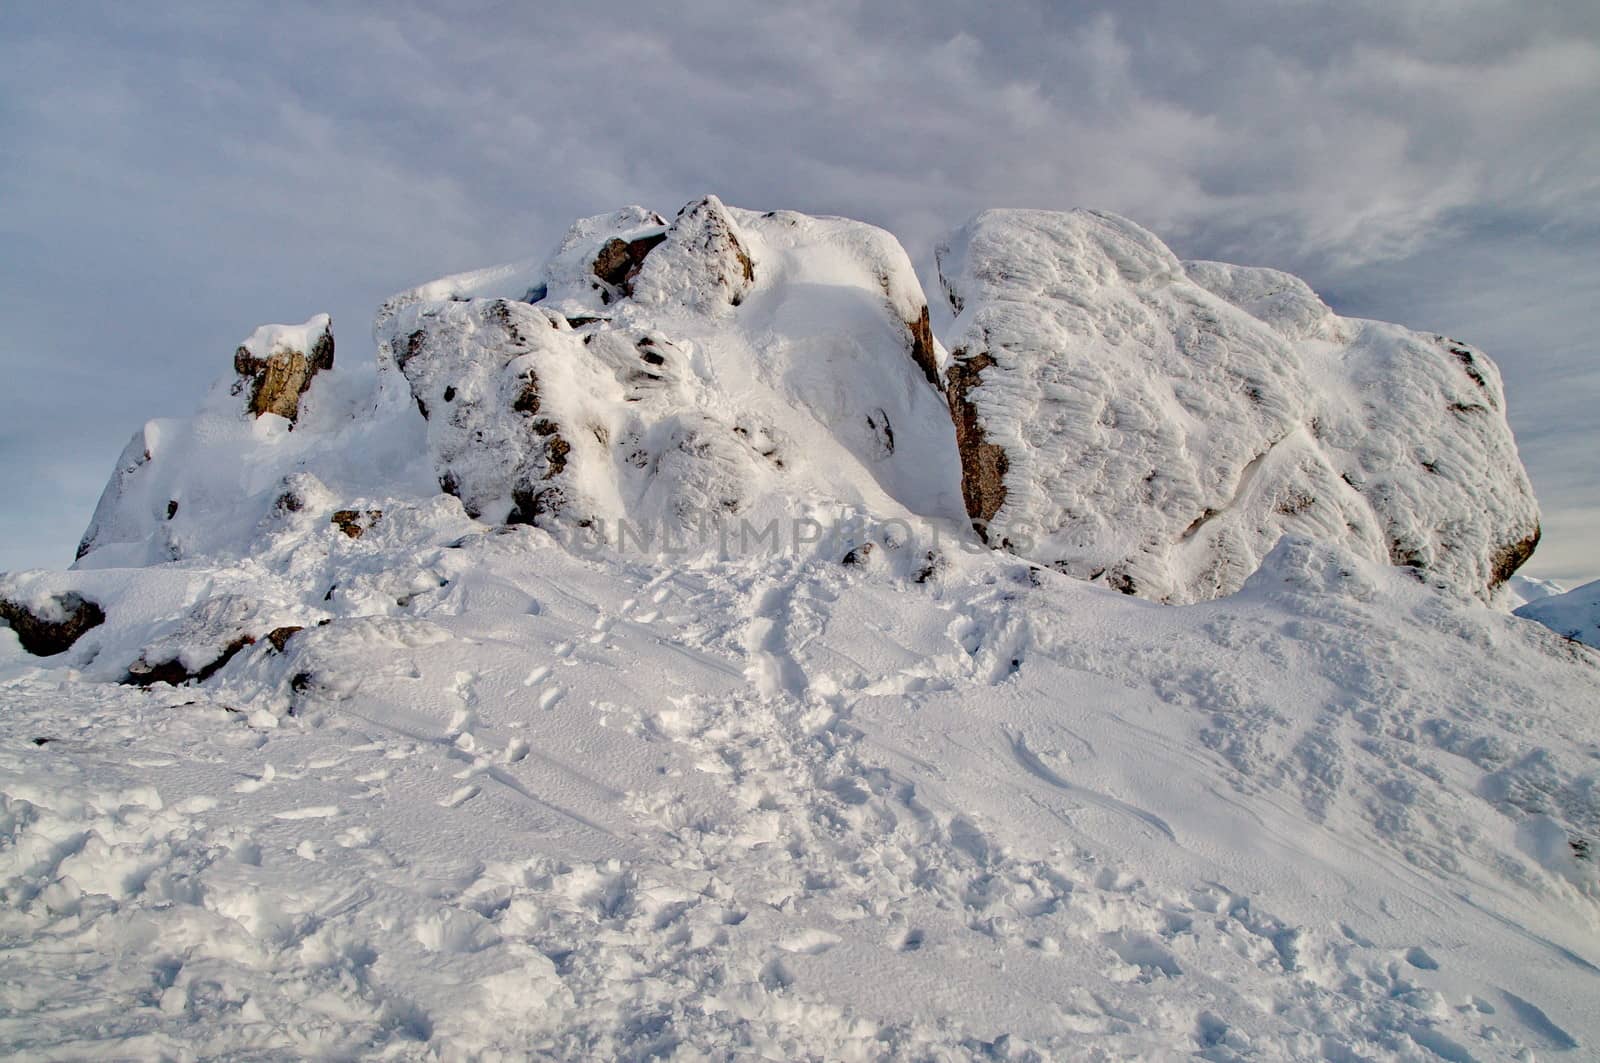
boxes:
[374,196,960,551]
[0,585,104,656]
[1517,578,1600,648]
[937,208,1541,603]
[231,314,335,422]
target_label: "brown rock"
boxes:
[0,592,105,656]
[1488,523,1541,589]
[944,349,1008,536]
[331,509,382,539]
[904,305,942,391]
[233,318,335,424]
[266,625,304,652]
[593,231,668,296]
[125,635,255,687]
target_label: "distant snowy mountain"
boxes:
[1506,572,1566,609]
[1517,578,1600,648]
[2,199,1595,1059]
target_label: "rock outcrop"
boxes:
[937,208,1540,603]
[373,196,958,543]
[74,318,345,567]
[232,315,334,423]
[0,591,105,656]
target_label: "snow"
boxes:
[238,313,333,364]
[3,199,1595,1059]
[937,208,1541,604]
[1516,578,1600,648]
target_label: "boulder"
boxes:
[937,208,1540,603]
[0,591,105,656]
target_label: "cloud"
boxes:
[1,1,1595,580]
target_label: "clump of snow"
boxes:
[236,314,333,365]
[1516,578,1600,648]
[937,208,1541,603]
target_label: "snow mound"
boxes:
[1517,578,1600,648]
[937,208,1541,603]
[374,196,960,550]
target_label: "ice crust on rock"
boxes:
[937,208,1540,603]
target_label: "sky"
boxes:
[2,1,1595,585]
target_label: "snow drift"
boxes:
[937,208,1541,603]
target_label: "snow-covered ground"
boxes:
[3,201,1597,1060]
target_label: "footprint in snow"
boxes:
[524,665,552,686]
[234,764,276,793]
[273,805,340,820]
[538,686,564,711]
[440,785,480,808]
[777,929,841,955]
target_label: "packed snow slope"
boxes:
[937,209,1540,605]
[1517,578,1600,649]
[3,199,1596,1060]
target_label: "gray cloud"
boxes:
[2,1,1594,581]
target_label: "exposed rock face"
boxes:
[592,231,668,297]
[944,350,1007,535]
[232,315,334,423]
[936,208,1540,603]
[373,197,958,542]
[905,305,942,391]
[0,591,105,656]
[331,509,383,539]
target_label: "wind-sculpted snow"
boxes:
[937,208,1541,603]
[1517,578,1600,648]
